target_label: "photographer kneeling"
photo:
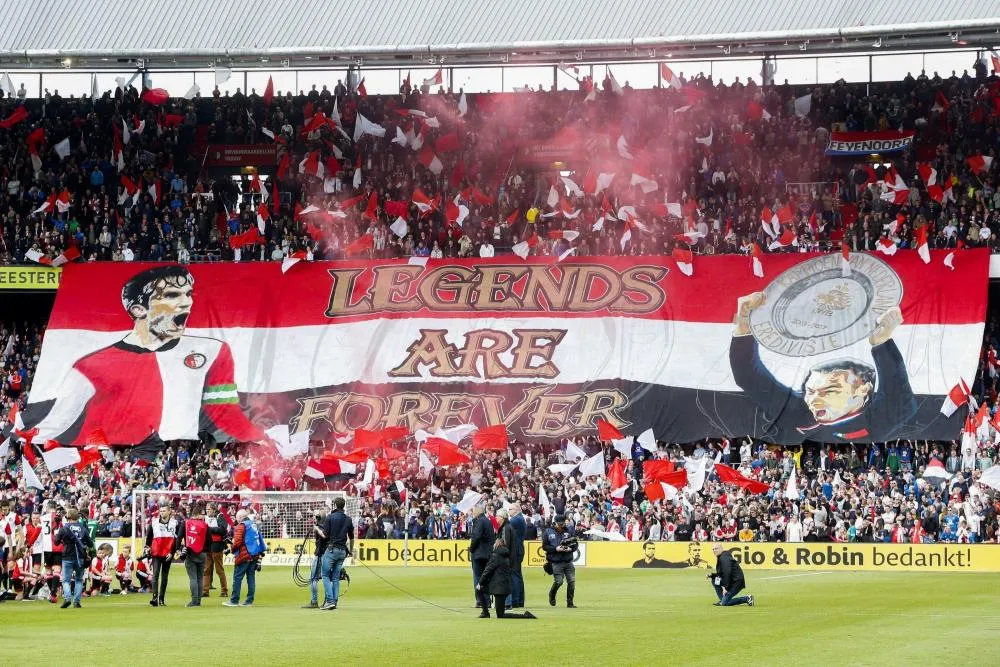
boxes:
[542,515,578,608]
[709,544,755,607]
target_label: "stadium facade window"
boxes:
[453,67,503,94]
[502,66,553,92]
[816,56,868,83]
[923,50,981,79]
[246,71,296,98]
[296,69,349,96]
[769,57,816,85]
[871,54,921,82]
[666,61,713,83]
[708,58,760,86]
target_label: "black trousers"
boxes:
[151,557,171,601]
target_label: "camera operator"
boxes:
[320,497,354,610]
[709,544,754,607]
[303,510,327,609]
[542,515,578,608]
[54,507,94,609]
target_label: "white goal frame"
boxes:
[130,489,361,556]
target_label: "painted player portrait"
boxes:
[728,254,917,444]
[24,265,264,445]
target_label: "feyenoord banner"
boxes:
[825,130,915,156]
[25,251,988,446]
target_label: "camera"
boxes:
[560,536,579,551]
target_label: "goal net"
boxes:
[131,490,361,564]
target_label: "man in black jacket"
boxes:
[710,544,754,607]
[201,503,229,599]
[54,507,94,609]
[468,505,494,608]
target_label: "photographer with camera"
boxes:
[302,510,327,609]
[179,503,209,607]
[53,507,94,609]
[708,544,754,607]
[542,515,578,608]
[320,497,354,611]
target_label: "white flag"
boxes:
[53,138,71,160]
[184,82,201,100]
[457,91,468,117]
[0,72,13,98]
[611,437,632,458]
[353,113,386,141]
[695,128,713,146]
[90,73,99,99]
[538,484,553,516]
[565,440,586,462]
[578,451,605,477]
[548,463,578,476]
[636,428,657,453]
[22,457,44,490]
[794,93,812,118]
[785,466,799,499]
[684,457,707,492]
[456,490,484,514]
[389,217,408,238]
[42,446,82,472]
[418,450,434,475]
[215,66,232,85]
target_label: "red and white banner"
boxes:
[825,130,915,156]
[26,252,988,445]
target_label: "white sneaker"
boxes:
[748,595,755,607]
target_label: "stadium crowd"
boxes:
[0,59,997,268]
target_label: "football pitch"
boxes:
[3,567,996,666]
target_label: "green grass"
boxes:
[3,567,996,666]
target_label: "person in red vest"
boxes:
[201,503,229,599]
[179,503,209,607]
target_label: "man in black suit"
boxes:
[709,544,753,607]
[468,505,495,608]
[730,292,916,444]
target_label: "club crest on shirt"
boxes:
[184,353,207,369]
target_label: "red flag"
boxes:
[437,442,472,466]
[714,463,770,494]
[642,460,676,482]
[346,233,374,255]
[362,192,378,221]
[263,76,274,106]
[277,153,290,180]
[233,468,252,487]
[495,469,508,490]
[75,447,103,471]
[341,449,369,464]
[472,424,509,451]
[141,88,170,105]
[608,458,628,491]
[375,456,390,479]
[596,419,623,441]
[354,428,384,450]
[385,200,409,218]
[435,132,461,154]
[506,209,520,226]
[357,78,368,98]
[0,105,28,129]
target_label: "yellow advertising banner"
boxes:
[542,540,1000,573]
[118,538,1000,572]
[0,266,61,290]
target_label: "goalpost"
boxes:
[130,490,362,562]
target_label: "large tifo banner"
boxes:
[27,251,987,445]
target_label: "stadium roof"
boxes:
[2,0,999,69]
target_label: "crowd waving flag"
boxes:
[23,252,988,446]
